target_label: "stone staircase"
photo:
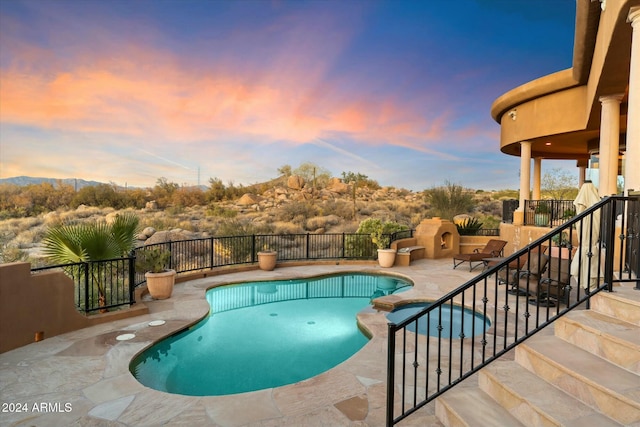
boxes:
[435,283,640,427]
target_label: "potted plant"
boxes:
[136,248,175,299]
[257,245,277,271]
[534,201,550,226]
[370,222,397,268]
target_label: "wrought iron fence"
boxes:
[31,257,136,314]
[385,195,640,426]
[524,199,576,227]
[30,232,401,313]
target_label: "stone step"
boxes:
[479,360,622,427]
[555,309,640,373]
[435,386,525,427]
[590,285,640,326]
[516,334,640,426]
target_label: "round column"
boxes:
[532,157,542,200]
[627,7,640,194]
[599,94,624,196]
[518,141,531,211]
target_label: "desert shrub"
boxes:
[476,200,502,217]
[207,204,237,218]
[319,200,353,219]
[0,245,29,263]
[14,226,47,247]
[275,201,319,223]
[272,222,304,235]
[140,215,182,232]
[491,189,519,200]
[305,215,341,231]
[424,181,475,220]
[478,214,501,229]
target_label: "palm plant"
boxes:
[42,212,140,309]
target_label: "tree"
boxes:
[541,168,578,200]
[341,171,368,183]
[42,212,140,309]
[277,164,292,177]
[293,162,331,188]
[424,181,475,220]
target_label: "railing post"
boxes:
[306,233,310,259]
[604,198,617,292]
[386,323,396,427]
[209,236,214,268]
[252,234,256,262]
[84,262,90,314]
[128,254,136,304]
[342,233,345,258]
[168,241,173,270]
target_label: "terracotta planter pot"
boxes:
[258,251,277,271]
[145,269,176,299]
[377,249,397,268]
[550,246,571,259]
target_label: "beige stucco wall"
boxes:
[498,223,578,257]
[499,85,588,154]
[0,262,148,353]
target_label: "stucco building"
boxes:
[492,0,640,226]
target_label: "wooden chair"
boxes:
[452,239,507,271]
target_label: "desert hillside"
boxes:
[0,173,513,266]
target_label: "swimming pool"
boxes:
[131,273,411,396]
[386,302,491,338]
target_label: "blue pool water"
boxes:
[131,273,411,396]
[386,303,491,338]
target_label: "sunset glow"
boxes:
[0,0,576,190]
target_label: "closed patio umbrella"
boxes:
[570,181,601,290]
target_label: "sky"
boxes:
[0,0,577,191]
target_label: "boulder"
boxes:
[141,227,156,238]
[453,214,472,225]
[238,193,263,206]
[326,178,349,194]
[145,200,158,210]
[287,175,305,190]
[143,230,192,246]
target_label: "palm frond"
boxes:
[42,224,88,263]
[111,212,140,255]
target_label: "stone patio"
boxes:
[0,259,513,426]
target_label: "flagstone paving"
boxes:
[0,259,490,426]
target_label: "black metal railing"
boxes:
[31,257,136,314]
[524,199,576,227]
[502,199,577,227]
[30,232,402,313]
[385,195,639,426]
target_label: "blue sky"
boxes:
[0,0,576,191]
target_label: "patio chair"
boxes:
[494,245,548,286]
[507,251,549,296]
[529,247,577,307]
[452,239,507,271]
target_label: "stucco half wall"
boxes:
[0,262,148,353]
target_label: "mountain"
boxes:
[0,176,105,189]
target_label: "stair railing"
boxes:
[386,195,639,426]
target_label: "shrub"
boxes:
[135,247,171,273]
[456,217,483,236]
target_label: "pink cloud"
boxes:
[0,8,478,157]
